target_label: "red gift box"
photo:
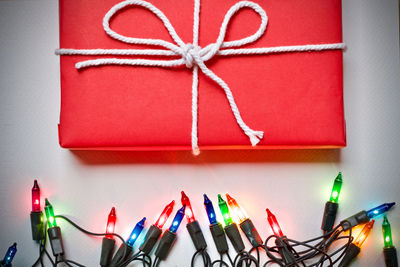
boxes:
[57,0,346,152]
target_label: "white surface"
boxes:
[0,0,399,266]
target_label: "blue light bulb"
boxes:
[204,194,217,225]
[169,205,186,233]
[366,202,395,219]
[126,217,146,247]
[2,243,17,266]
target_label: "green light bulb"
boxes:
[218,194,233,226]
[329,172,343,203]
[44,198,57,228]
[382,215,393,248]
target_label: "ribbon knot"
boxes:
[182,43,201,68]
[55,0,345,155]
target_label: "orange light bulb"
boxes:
[354,220,374,248]
[226,194,248,223]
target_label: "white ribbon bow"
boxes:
[56,0,345,155]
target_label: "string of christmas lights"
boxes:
[6,173,394,267]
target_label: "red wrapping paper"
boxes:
[58,0,346,150]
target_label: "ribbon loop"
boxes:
[219,1,268,48]
[103,0,184,54]
[201,1,268,62]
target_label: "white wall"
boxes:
[0,0,399,266]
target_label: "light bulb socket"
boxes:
[48,226,64,256]
[109,243,133,267]
[321,201,339,232]
[100,237,115,267]
[338,243,360,267]
[383,247,398,267]
[154,230,177,260]
[209,223,229,254]
[30,211,44,241]
[239,218,263,247]
[341,210,369,230]
[139,224,162,255]
[187,221,207,251]
[275,237,295,265]
[224,223,245,252]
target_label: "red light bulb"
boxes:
[32,180,41,212]
[154,200,175,229]
[105,207,116,239]
[181,191,195,223]
[266,209,284,237]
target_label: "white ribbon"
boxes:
[56,0,345,155]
